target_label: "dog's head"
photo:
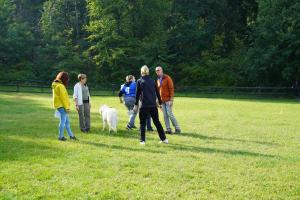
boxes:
[99,105,108,114]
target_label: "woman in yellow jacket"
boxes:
[52,72,77,141]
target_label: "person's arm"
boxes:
[155,82,162,106]
[73,84,79,111]
[60,85,70,111]
[133,81,141,112]
[167,76,174,105]
[87,85,92,108]
[135,80,141,106]
[118,90,123,97]
[119,85,125,103]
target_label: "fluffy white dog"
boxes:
[99,105,118,133]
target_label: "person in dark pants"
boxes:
[119,75,154,131]
[292,80,300,97]
[138,100,154,132]
[133,65,168,145]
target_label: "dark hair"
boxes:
[55,71,69,87]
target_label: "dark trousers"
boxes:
[139,107,166,142]
[146,115,153,130]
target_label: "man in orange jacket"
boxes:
[155,65,181,134]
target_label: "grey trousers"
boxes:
[124,96,137,127]
[161,102,180,131]
[78,103,90,131]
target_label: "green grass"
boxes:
[0,92,299,199]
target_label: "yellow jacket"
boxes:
[52,81,70,110]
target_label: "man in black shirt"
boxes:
[133,65,168,145]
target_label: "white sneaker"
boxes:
[140,141,145,145]
[159,139,169,144]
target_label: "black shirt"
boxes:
[135,75,162,108]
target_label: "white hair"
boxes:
[141,65,149,76]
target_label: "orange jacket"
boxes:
[156,74,174,102]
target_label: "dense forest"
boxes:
[0,0,299,87]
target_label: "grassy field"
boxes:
[0,92,299,199]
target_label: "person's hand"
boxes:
[156,100,162,110]
[133,105,138,113]
[66,109,70,113]
[120,99,123,104]
[157,104,162,111]
[76,105,79,112]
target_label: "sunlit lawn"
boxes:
[0,92,299,199]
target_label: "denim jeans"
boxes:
[57,107,74,138]
[161,102,180,131]
[124,96,137,127]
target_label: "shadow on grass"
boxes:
[0,92,280,159]
[94,129,157,141]
[0,92,154,141]
[179,132,277,146]
[168,143,277,158]
[80,140,164,154]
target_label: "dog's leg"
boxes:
[109,123,112,133]
[102,120,106,131]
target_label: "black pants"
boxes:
[139,107,166,142]
[294,88,300,97]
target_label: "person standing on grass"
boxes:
[155,65,181,134]
[119,75,138,130]
[73,74,91,133]
[138,100,155,132]
[133,65,168,145]
[292,80,300,97]
[119,75,154,131]
[52,71,77,141]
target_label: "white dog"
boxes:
[99,105,118,133]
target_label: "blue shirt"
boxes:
[120,81,136,97]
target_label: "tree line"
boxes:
[0,0,299,87]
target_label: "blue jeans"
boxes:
[57,107,74,138]
[124,96,137,127]
[161,102,180,131]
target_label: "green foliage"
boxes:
[0,0,34,80]
[86,0,170,83]
[0,0,299,86]
[243,0,300,86]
